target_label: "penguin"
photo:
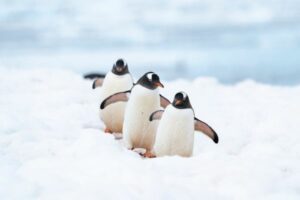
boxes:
[149,92,219,157]
[93,59,134,133]
[100,72,170,157]
[84,73,105,80]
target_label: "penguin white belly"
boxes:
[123,85,160,150]
[154,106,195,157]
[99,72,133,133]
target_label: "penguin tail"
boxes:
[83,73,106,79]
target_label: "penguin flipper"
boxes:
[149,110,164,121]
[84,73,106,79]
[92,78,104,89]
[160,95,171,108]
[100,90,131,109]
[194,118,219,144]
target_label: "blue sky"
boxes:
[1,0,300,84]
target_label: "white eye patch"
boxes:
[180,92,188,99]
[147,73,154,80]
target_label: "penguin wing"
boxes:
[92,78,105,89]
[160,95,171,108]
[149,110,164,121]
[84,73,106,79]
[100,90,131,109]
[194,118,219,143]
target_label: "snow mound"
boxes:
[0,68,299,199]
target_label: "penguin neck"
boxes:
[107,71,130,79]
[132,85,159,97]
[111,68,129,76]
[172,103,192,110]
[101,71,133,95]
[129,85,160,110]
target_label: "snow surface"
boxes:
[1,68,300,199]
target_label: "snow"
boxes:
[1,68,300,199]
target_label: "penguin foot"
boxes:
[104,128,113,134]
[141,151,156,158]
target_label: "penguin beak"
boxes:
[154,81,164,88]
[116,66,123,72]
[175,99,183,106]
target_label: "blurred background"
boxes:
[0,0,300,85]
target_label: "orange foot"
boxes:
[141,151,156,158]
[104,127,113,134]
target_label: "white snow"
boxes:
[1,68,300,199]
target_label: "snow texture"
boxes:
[1,68,300,199]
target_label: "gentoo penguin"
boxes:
[100,72,170,157]
[150,92,219,157]
[93,59,134,133]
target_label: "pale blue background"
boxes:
[1,0,300,84]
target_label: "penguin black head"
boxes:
[112,58,129,75]
[137,72,164,90]
[172,92,192,109]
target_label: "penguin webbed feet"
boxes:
[141,151,156,158]
[132,148,156,158]
[104,127,113,134]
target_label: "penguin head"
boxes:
[112,58,129,75]
[172,92,192,109]
[137,72,164,90]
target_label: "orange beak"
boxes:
[175,99,183,106]
[116,67,123,72]
[154,81,164,88]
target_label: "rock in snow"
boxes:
[0,68,299,199]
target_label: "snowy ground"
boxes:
[0,68,300,200]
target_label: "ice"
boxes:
[1,68,299,199]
